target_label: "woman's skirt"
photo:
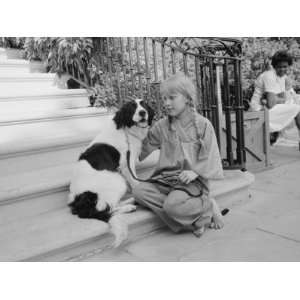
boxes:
[269,94,300,133]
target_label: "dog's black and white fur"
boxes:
[68,99,154,247]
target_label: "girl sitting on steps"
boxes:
[132,72,226,237]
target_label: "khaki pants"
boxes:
[132,181,213,233]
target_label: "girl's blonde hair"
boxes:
[160,72,204,139]
[160,72,197,111]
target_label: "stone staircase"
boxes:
[0,48,255,261]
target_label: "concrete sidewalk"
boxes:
[82,145,300,261]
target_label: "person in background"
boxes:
[250,51,300,147]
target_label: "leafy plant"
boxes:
[26,37,300,111]
[3,37,25,49]
[47,38,93,80]
[24,37,51,61]
[88,72,118,109]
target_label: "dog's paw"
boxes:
[122,197,136,205]
[210,213,224,230]
[115,204,137,214]
[125,204,137,212]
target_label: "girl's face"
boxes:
[274,61,289,77]
[162,92,188,117]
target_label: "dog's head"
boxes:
[68,191,112,223]
[113,98,155,129]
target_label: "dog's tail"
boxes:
[108,214,129,248]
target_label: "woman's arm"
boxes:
[264,92,286,108]
[261,72,291,108]
[285,76,293,91]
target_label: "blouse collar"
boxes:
[173,107,193,128]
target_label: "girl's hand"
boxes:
[179,170,198,184]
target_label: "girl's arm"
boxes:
[139,122,161,161]
[193,119,224,180]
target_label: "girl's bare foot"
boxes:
[193,216,212,237]
[209,198,224,230]
[210,212,224,229]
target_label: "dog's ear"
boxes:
[69,191,111,222]
[145,103,155,126]
[113,102,136,129]
[69,191,98,215]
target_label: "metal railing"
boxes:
[67,37,246,170]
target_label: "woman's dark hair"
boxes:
[271,51,293,68]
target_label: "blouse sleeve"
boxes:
[263,71,282,93]
[139,122,161,161]
[193,119,224,180]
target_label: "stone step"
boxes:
[0,66,30,74]
[0,57,29,67]
[0,72,55,82]
[0,166,254,261]
[0,111,113,176]
[0,57,30,75]
[0,84,82,98]
[0,58,47,74]
[0,153,161,262]
[0,48,6,58]
[0,152,159,213]
[0,205,163,262]
[0,83,88,101]
[0,106,107,125]
[0,68,32,75]
[0,88,90,114]
[0,81,58,93]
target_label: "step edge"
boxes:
[211,172,255,198]
[23,180,253,262]
[0,163,157,204]
[1,174,253,261]
[0,91,88,101]
[0,165,254,208]
[0,109,109,126]
[24,212,164,262]
[0,72,56,79]
[0,138,92,160]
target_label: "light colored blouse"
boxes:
[140,109,224,190]
[250,69,286,111]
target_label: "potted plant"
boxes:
[24,37,50,73]
[3,37,25,59]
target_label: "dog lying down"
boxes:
[68,98,228,247]
[68,99,155,247]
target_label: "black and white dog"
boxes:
[68,99,154,247]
